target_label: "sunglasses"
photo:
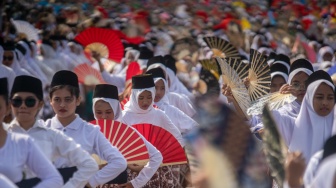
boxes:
[11,97,37,108]
[3,56,13,61]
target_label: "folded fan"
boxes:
[73,63,105,85]
[90,119,149,164]
[203,36,240,59]
[216,57,251,119]
[248,49,271,101]
[199,59,221,80]
[132,123,188,166]
[247,92,296,116]
[74,27,124,63]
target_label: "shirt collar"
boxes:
[9,118,48,132]
[51,114,82,130]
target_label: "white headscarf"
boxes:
[92,98,122,121]
[153,77,170,107]
[288,68,313,84]
[289,80,335,162]
[123,87,156,114]
[310,153,336,187]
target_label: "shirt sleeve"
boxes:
[160,112,185,147]
[89,129,127,187]
[52,130,98,188]
[26,137,63,188]
[130,131,163,188]
[101,71,125,90]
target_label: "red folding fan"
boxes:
[132,123,188,166]
[120,97,130,110]
[73,63,105,85]
[90,119,149,164]
[74,27,124,63]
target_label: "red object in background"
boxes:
[126,62,143,82]
[132,123,187,166]
[90,119,150,164]
[73,63,106,85]
[75,27,124,63]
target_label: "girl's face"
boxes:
[0,96,10,122]
[3,51,14,67]
[50,88,80,119]
[138,90,152,110]
[270,76,286,93]
[11,92,43,122]
[313,83,335,116]
[94,100,115,120]
[291,72,309,102]
[154,79,165,102]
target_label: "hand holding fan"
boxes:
[203,36,240,59]
[11,19,39,42]
[90,119,149,164]
[248,49,271,101]
[132,124,188,166]
[73,63,105,85]
[74,27,124,63]
[216,57,251,119]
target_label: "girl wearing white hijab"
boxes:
[2,42,29,76]
[92,84,162,188]
[148,55,196,117]
[15,44,39,77]
[121,74,184,188]
[0,45,16,92]
[31,41,54,82]
[121,74,184,146]
[146,67,198,135]
[288,70,335,163]
[39,41,64,72]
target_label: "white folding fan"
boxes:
[216,57,251,119]
[203,36,240,59]
[247,92,296,116]
[11,19,39,42]
[248,49,271,102]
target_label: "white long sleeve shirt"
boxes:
[46,115,127,187]
[167,92,196,118]
[129,127,163,188]
[0,132,63,188]
[7,119,98,188]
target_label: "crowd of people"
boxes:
[1,0,336,187]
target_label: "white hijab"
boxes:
[288,68,313,84]
[153,77,170,107]
[123,87,156,114]
[92,98,122,121]
[289,80,335,163]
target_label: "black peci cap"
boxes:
[138,45,154,60]
[274,54,290,68]
[2,41,15,51]
[147,55,165,68]
[270,63,289,75]
[0,77,8,96]
[93,84,119,100]
[289,58,314,74]
[15,43,27,55]
[146,67,166,80]
[132,74,155,89]
[164,55,177,74]
[11,76,43,100]
[306,70,333,87]
[51,70,79,88]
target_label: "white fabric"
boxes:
[154,78,198,134]
[318,46,334,63]
[101,71,125,94]
[39,44,64,72]
[273,60,290,71]
[166,68,193,99]
[0,64,16,93]
[122,88,185,146]
[8,119,98,188]
[0,174,17,188]
[167,92,196,118]
[15,49,38,77]
[288,80,335,163]
[304,150,323,186]
[0,131,63,187]
[92,98,122,121]
[45,115,127,187]
[271,71,288,83]
[310,154,336,188]
[288,68,313,84]
[277,100,301,118]
[9,50,29,76]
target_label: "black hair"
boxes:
[49,85,80,99]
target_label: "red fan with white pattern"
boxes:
[90,119,149,164]
[132,123,188,166]
[73,63,105,85]
[74,27,124,63]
